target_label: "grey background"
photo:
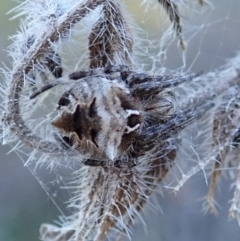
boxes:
[1,1,240,241]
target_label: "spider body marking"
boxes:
[31,66,144,167]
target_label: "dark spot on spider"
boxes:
[90,129,99,147]
[120,98,132,110]
[72,105,83,140]
[58,93,70,107]
[46,53,63,78]
[69,71,88,80]
[127,114,141,128]
[117,93,136,111]
[89,98,97,117]
[62,136,74,146]
[53,66,63,78]
[84,159,105,166]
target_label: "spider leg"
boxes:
[30,65,130,99]
[83,159,106,166]
[29,82,60,99]
[69,65,130,80]
[82,158,136,168]
[130,73,197,97]
[88,1,133,69]
[133,101,214,154]
[157,0,184,49]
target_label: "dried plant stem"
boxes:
[206,150,226,215]
[89,0,133,68]
[230,163,240,222]
[157,0,184,49]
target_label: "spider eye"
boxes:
[88,97,97,117]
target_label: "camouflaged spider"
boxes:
[28,65,191,168]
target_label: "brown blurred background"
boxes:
[1,1,240,241]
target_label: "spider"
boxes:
[28,64,195,168]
